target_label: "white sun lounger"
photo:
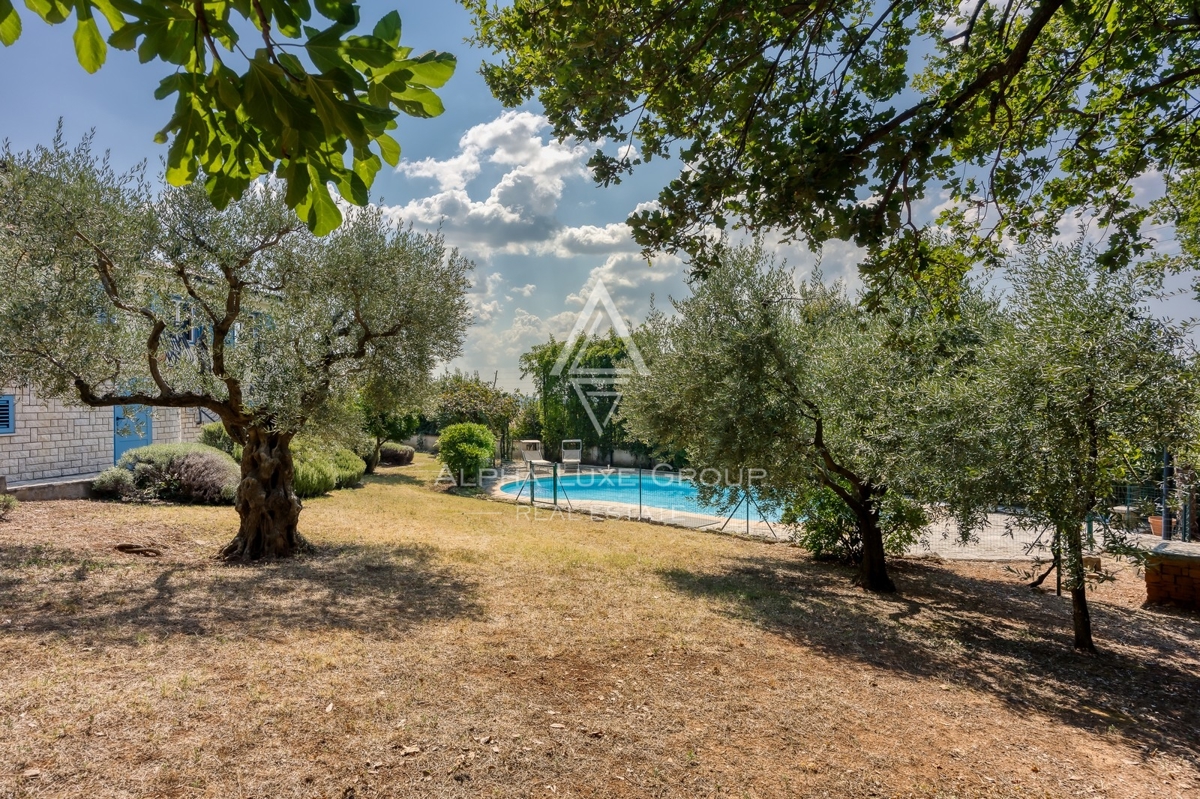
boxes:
[518,440,553,469]
[561,439,583,473]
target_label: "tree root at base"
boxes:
[218,532,313,562]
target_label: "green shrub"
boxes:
[783,486,925,563]
[293,458,337,498]
[117,442,214,471]
[199,422,233,453]
[199,422,243,461]
[380,442,415,465]
[332,449,366,488]
[113,443,239,505]
[286,437,366,495]
[0,493,17,521]
[92,467,136,500]
[437,423,495,485]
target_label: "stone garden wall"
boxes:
[1145,540,1200,610]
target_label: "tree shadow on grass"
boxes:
[0,540,483,644]
[659,555,1200,765]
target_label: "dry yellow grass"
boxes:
[1,454,1198,798]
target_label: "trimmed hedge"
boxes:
[331,449,367,488]
[92,467,136,499]
[293,459,337,498]
[198,421,243,461]
[288,438,364,497]
[172,451,240,504]
[380,442,415,465]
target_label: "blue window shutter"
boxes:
[0,395,14,435]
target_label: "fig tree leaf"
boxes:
[0,0,22,46]
[73,11,105,73]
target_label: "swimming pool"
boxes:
[499,470,781,523]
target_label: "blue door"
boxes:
[114,405,152,463]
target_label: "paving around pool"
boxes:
[489,465,1045,560]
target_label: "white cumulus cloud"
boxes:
[386,111,596,256]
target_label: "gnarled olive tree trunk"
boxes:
[221,427,305,561]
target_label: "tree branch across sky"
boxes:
[465,0,1200,295]
[0,0,456,235]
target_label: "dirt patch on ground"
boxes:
[1,459,1197,797]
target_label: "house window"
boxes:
[0,394,14,435]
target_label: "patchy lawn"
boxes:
[1,456,1198,798]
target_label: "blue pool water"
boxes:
[500,470,781,523]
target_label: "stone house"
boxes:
[0,386,208,486]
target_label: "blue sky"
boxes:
[0,2,731,390]
[2,3,1194,389]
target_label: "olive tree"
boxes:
[620,243,995,592]
[0,135,471,559]
[940,243,1196,651]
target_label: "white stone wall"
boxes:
[0,387,114,482]
[0,386,205,483]
[149,405,205,445]
[178,407,210,444]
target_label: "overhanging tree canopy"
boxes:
[466,0,1200,290]
[0,135,472,559]
[1,1,455,234]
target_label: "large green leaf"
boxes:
[304,21,355,73]
[280,158,311,207]
[305,168,343,236]
[376,132,400,167]
[372,9,399,46]
[335,164,369,206]
[340,34,393,68]
[7,1,454,235]
[72,7,105,72]
[383,80,444,118]
[23,0,70,25]
[91,0,123,31]
[313,0,354,24]
[0,0,21,45]
[164,103,204,186]
[383,51,456,88]
[307,73,367,147]
[153,73,179,101]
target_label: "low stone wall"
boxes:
[8,476,94,501]
[582,446,648,468]
[403,433,439,452]
[1145,540,1200,609]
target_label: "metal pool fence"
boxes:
[493,466,1191,559]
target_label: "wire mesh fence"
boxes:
[489,466,1193,559]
